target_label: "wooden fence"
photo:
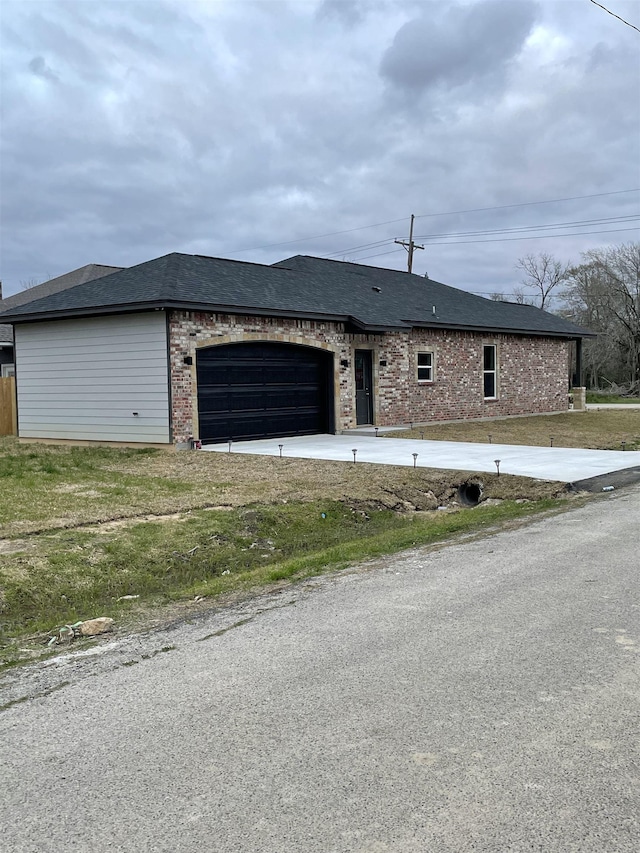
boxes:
[0,376,17,436]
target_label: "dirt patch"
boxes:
[86,512,189,533]
[0,539,36,555]
[53,484,101,497]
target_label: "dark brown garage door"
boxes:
[196,342,334,443]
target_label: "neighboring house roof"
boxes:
[0,253,593,339]
[0,264,123,346]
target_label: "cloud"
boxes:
[316,0,366,26]
[380,0,539,93]
[0,0,638,300]
[28,55,59,82]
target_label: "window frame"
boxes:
[1,363,15,378]
[483,344,497,400]
[416,350,434,383]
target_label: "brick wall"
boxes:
[401,329,569,423]
[169,311,569,444]
[168,312,353,444]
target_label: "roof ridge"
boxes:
[0,263,125,307]
[79,264,123,284]
[279,254,425,278]
[158,253,183,300]
[194,252,304,274]
[88,263,123,270]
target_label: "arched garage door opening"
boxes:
[196,342,335,444]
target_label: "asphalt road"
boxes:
[2,487,639,852]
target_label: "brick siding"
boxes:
[169,311,569,444]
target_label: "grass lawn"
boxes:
[586,392,640,405]
[385,410,640,451]
[0,437,571,668]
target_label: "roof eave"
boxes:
[0,301,170,324]
[0,299,352,326]
[348,317,410,332]
[168,301,351,324]
[0,301,595,339]
[406,320,596,339]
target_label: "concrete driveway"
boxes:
[204,433,640,483]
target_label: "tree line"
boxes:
[492,243,639,394]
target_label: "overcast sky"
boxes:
[1,0,639,299]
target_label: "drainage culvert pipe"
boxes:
[457,481,484,507]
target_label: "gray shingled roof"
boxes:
[0,264,123,345]
[0,252,592,339]
[274,256,593,337]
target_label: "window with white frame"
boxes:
[1,364,15,378]
[483,344,497,399]
[417,351,434,382]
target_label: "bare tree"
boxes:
[510,287,530,305]
[516,253,569,310]
[19,277,42,291]
[561,242,640,391]
[489,289,529,304]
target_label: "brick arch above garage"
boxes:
[194,330,342,355]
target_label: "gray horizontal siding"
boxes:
[16,313,170,443]
[17,377,167,389]
[17,393,165,404]
[19,335,165,355]
[16,365,168,380]
[18,428,170,442]
[16,413,169,426]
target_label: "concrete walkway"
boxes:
[204,433,640,483]
[586,403,640,410]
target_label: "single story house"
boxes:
[0,264,123,377]
[0,252,593,449]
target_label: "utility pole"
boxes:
[395,214,424,274]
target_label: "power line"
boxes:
[589,0,640,33]
[469,291,523,297]
[227,188,640,255]
[415,214,640,241]
[415,226,640,247]
[342,247,405,262]
[412,189,640,222]
[322,237,397,259]
[321,214,639,260]
[353,225,640,261]
[327,214,639,261]
[227,216,409,255]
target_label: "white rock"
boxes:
[78,617,114,636]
